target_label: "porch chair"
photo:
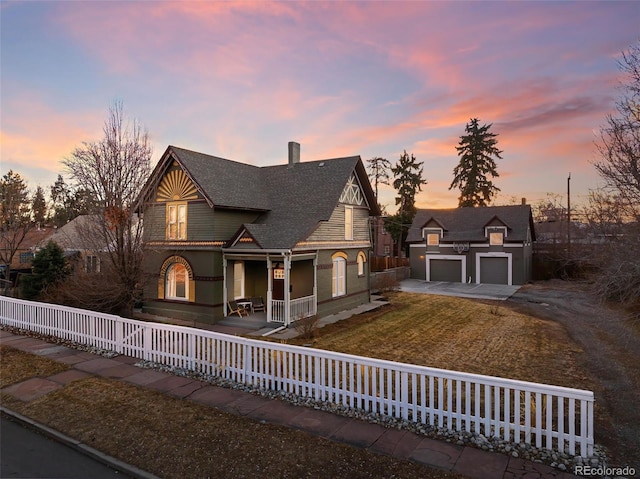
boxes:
[228,300,249,317]
[250,297,265,312]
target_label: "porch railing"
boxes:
[0,295,595,458]
[270,294,316,325]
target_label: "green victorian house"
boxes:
[137,142,380,325]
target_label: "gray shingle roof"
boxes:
[170,146,270,211]
[407,205,535,243]
[150,146,378,250]
[248,157,363,248]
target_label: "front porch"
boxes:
[223,251,318,326]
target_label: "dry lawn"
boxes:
[290,292,591,390]
[0,346,69,387]
[0,345,464,479]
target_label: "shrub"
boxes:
[293,314,320,340]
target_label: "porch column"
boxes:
[313,252,318,315]
[284,254,291,326]
[266,256,273,323]
[222,256,228,316]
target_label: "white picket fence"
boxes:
[0,295,595,458]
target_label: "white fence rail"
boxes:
[0,296,594,457]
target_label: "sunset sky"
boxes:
[1,1,638,212]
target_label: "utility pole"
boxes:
[567,173,571,256]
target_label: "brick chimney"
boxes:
[288,141,300,168]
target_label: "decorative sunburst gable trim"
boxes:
[157,169,199,202]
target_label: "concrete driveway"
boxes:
[399,279,520,301]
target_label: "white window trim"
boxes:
[485,226,507,238]
[422,227,443,240]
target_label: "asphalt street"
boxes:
[0,415,130,479]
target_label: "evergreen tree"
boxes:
[392,150,426,218]
[32,186,47,227]
[50,174,98,227]
[22,240,69,300]
[450,118,502,207]
[387,150,427,255]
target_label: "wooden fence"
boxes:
[371,256,409,272]
[0,295,594,458]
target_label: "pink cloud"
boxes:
[1,89,103,179]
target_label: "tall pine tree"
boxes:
[32,186,47,227]
[450,118,502,207]
[385,150,426,256]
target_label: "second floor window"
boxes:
[167,203,187,240]
[345,206,353,240]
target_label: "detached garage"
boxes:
[407,205,535,286]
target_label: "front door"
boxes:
[273,268,285,300]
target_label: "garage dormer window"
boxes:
[490,231,503,245]
[422,227,443,246]
[486,226,507,245]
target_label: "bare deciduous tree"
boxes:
[589,41,640,313]
[594,41,640,217]
[63,101,152,315]
[366,156,391,207]
[583,190,640,309]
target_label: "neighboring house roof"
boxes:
[50,215,107,252]
[139,145,379,250]
[407,205,536,243]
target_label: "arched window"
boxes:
[166,263,188,300]
[159,256,194,302]
[332,252,347,298]
[357,251,367,277]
